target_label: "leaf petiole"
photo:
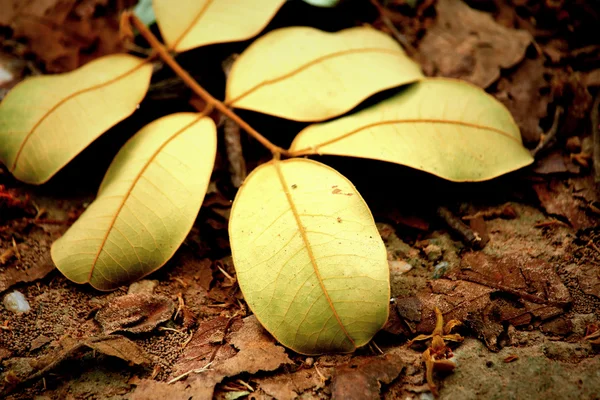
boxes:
[128,12,290,158]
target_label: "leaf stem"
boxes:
[129,13,290,157]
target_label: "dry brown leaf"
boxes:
[495,57,551,145]
[255,367,332,400]
[0,255,54,292]
[95,293,175,334]
[132,316,292,400]
[419,0,532,88]
[0,0,134,72]
[0,335,150,394]
[395,252,572,350]
[331,354,405,400]
[454,252,571,308]
[533,176,600,230]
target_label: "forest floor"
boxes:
[1,0,599,399]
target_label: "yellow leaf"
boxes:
[229,158,389,355]
[226,26,423,122]
[154,0,286,52]
[0,54,152,184]
[289,78,534,182]
[51,113,217,291]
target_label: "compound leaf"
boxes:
[0,54,152,184]
[154,0,286,52]
[51,113,217,291]
[226,26,423,121]
[289,78,534,182]
[229,158,389,355]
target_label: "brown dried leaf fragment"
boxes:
[0,335,150,395]
[0,0,135,72]
[132,316,292,400]
[495,57,552,145]
[533,176,600,230]
[95,293,175,335]
[419,0,531,88]
[0,255,54,292]
[331,354,405,400]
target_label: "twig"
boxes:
[592,91,600,185]
[222,54,247,188]
[531,106,563,158]
[167,361,212,384]
[437,206,483,249]
[369,0,417,56]
[129,14,290,158]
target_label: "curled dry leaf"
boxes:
[51,113,217,290]
[226,26,423,121]
[419,0,531,88]
[229,158,389,355]
[0,54,152,184]
[154,0,286,52]
[95,293,175,334]
[290,78,533,182]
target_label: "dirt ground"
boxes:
[1,0,600,399]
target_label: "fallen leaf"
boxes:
[172,316,243,375]
[1,335,150,394]
[533,177,599,229]
[85,335,151,365]
[454,252,571,308]
[533,151,581,175]
[584,69,600,87]
[395,252,572,350]
[495,57,551,145]
[0,255,54,293]
[331,354,405,400]
[290,79,533,182]
[226,26,423,121]
[132,316,292,400]
[0,54,152,184]
[51,113,217,290]
[0,0,134,72]
[255,367,332,400]
[419,0,531,88]
[154,0,286,52]
[95,293,175,334]
[229,158,389,354]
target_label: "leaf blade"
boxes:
[51,113,217,290]
[226,26,424,121]
[0,54,152,184]
[154,0,286,52]
[289,78,534,181]
[229,158,389,355]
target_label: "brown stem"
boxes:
[591,91,600,185]
[129,13,290,157]
[369,0,417,56]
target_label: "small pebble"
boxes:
[128,279,158,294]
[389,260,413,275]
[433,261,450,279]
[3,291,31,313]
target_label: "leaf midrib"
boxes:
[226,48,406,106]
[11,59,150,173]
[273,158,355,349]
[86,116,204,283]
[290,119,522,156]
[169,0,213,50]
